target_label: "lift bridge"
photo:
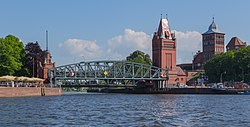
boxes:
[49,60,168,88]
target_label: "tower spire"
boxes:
[46,30,48,51]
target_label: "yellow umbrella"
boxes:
[0,75,16,81]
[17,76,29,81]
[29,77,44,82]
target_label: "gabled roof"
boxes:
[203,18,224,35]
[226,37,246,48]
[193,51,203,64]
[176,66,186,76]
[157,18,172,39]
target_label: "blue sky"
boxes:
[1,0,249,66]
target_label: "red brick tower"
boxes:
[43,31,55,80]
[152,17,177,84]
[202,18,225,63]
[43,50,55,79]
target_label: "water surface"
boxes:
[0,92,249,127]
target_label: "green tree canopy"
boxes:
[0,35,25,76]
[24,42,44,77]
[204,46,250,83]
[126,50,152,65]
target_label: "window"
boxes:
[204,42,207,45]
[164,44,174,49]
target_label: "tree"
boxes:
[234,46,250,82]
[14,48,30,76]
[126,50,152,65]
[24,42,44,77]
[204,46,250,83]
[0,35,25,76]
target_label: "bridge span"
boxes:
[49,60,168,88]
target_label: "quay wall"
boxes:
[0,87,62,97]
[98,88,243,94]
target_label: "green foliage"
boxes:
[0,35,26,76]
[24,42,44,77]
[126,50,152,65]
[189,72,204,81]
[204,46,250,83]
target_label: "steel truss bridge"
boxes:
[49,60,167,87]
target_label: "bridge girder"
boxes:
[50,60,167,86]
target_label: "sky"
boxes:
[0,0,250,66]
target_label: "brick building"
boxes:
[193,18,225,70]
[226,37,247,51]
[42,50,55,79]
[37,31,55,81]
[152,17,186,85]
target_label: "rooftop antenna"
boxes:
[46,30,48,51]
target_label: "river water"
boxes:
[0,93,250,127]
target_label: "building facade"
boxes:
[202,18,225,63]
[152,17,186,85]
[43,50,55,80]
[193,18,225,70]
[226,37,247,51]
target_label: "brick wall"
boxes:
[0,87,61,97]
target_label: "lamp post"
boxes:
[220,71,226,83]
[240,67,244,82]
[30,53,38,78]
[32,57,35,77]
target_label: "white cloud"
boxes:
[107,28,152,59]
[58,29,202,65]
[59,38,102,59]
[173,30,202,64]
[107,29,202,64]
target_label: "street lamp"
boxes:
[240,67,244,82]
[220,71,226,83]
[32,58,34,77]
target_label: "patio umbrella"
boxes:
[0,75,16,81]
[17,76,30,82]
[29,77,44,82]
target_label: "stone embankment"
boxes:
[0,87,62,97]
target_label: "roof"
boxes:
[157,18,172,39]
[226,37,246,48]
[177,63,192,66]
[193,51,204,64]
[176,66,186,76]
[203,18,224,35]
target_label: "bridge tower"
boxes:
[152,17,177,85]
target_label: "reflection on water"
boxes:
[0,93,250,126]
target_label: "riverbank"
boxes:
[0,87,62,97]
[87,87,250,94]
